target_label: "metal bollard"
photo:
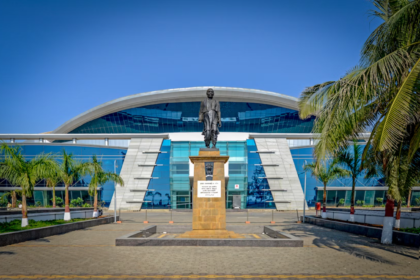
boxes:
[270,210,275,224]
[144,209,149,224]
[246,210,250,224]
[169,209,174,224]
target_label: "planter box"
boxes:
[0,215,118,247]
[324,209,420,229]
[0,208,96,223]
[304,216,420,248]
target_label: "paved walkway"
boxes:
[0,210,419,280]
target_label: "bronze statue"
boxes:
[198,88,221,148]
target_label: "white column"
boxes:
[10,138,15,143]
[104,138,109,146]
[72,138,77,144]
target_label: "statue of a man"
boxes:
[198,88,222,148]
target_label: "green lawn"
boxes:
[0,218,90,233]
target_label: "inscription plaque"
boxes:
[197,181,221,198]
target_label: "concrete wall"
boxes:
[326,210,420,229]
[109,137,164,211]
[254,138,306,210]
[0,209,94,223]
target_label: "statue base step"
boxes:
[177,230,244,239]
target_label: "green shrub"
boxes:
[399,227,420,234]
[35,201,42,207]
[82,203,91,208]
[51,196,63,206]
[376,198,383,205]
[337,198,345,206]
[0,197,8,207]
[415,198,420,206]
[70,197,84,207]
[356,200,364,206]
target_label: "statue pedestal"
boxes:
[177,149,243,239]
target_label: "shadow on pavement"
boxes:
[0,251,15,255]
[279,222,418,262]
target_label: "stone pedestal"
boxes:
[177,149,243,239]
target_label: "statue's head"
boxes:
[206,88,214,99]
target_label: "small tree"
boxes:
[304,159,349,218]
[337,141,368,221]
[88,155,124,217]
[0,144,56,227]
[45,166,61,208]
[57,150,91,221]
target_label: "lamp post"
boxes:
[303,160,307,223]
[298,160,307,223]
[114,160,117,223]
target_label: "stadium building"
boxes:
[2,87,413,210]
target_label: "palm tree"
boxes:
[298,0,420,242]
[57,150,91,221]
[365,141,420,228]
[0,144,56,227]
[45,161,61,208]
[304,159,350,218]
[88,155,124,217]
[298,0,420,171]
[0,189,21,208]
[337,141,367,221]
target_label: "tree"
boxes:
[88,155,124,217]
[57,150,91,221]
[45,164,61,208]
[337,141,367,221]
[304,159,350,218]
[0,189,21,208]
[0,144,56,227]
[364,141,420,228]
[299,1,420,163]
[298,0,420,243]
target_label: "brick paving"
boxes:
[0,210,419,279]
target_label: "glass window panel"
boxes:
[364,190,375,206]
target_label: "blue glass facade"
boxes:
[0,143,389,209]
[0,144,126,207]
[69,102,315,134]
[142,140,249,209]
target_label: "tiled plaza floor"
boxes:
[0,210,419,280]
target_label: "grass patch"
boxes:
[0,218,91,233]
[398,227,420,234]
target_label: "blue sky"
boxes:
[0,0,380,133]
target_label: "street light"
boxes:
[114,160,118,223]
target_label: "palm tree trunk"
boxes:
[322,183,327,218]
[381,195,395,244]
[394,200,402,229]
[12,191,16,208]
[407,189,412,207]
[350,178,356,222]
[21,193,28,227]
[64,184,71,221]
[93,189,98,218]
[52,186,56,208]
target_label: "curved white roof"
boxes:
[53,86,299,134]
